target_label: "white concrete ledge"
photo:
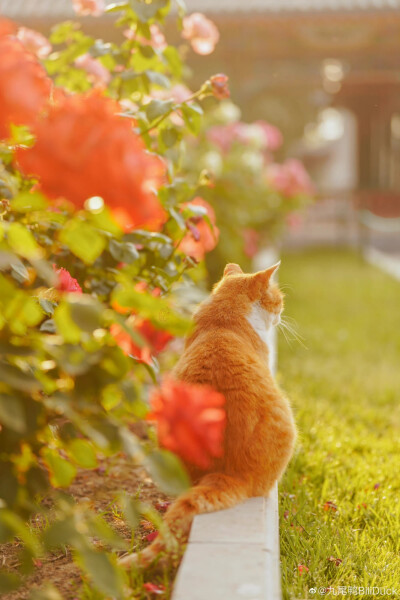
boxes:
[172,488,281,600]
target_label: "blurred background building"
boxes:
[1,0,400,258]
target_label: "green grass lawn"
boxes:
[278,249,400,600]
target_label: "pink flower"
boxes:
[210,74,229,99]
[53,266,82,293]
[74,54,111,87]
[169,84,193,104]
[124,24,167,51]
[180,197,220,261]
[254,121,283,151]
[72,0,105,16]
[243,228,260,258]
[182,13,219,55]
[267,159,314,198]
[207,123,241,153]
[286,213,303,231]
[17,27,52,59]
[146,24,167,51]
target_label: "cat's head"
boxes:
[205,261,283,329]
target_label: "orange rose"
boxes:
[148,379,226,470]
[0,35,52,139]
[180,197,220,261]
[16,91,166,230]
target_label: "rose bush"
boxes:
[182,101,315,283]
[0,3,226,598]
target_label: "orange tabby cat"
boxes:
[120,262,296,568]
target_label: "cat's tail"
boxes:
[118,472,250,569]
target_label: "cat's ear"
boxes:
[249,262,280,296]
[223,263,243,277]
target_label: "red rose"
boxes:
[111,318,173,365]
[53,266,82,293]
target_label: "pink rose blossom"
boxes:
[147,24,167,51]
[124,24,167,51]
[74,54,111,87]
[286,213,303,231]
[206,123,242,153]
[182,13,219,56]
[254,120,283,151]
[267,159,315,198]
[72,0,105,17]
[17,27,52,59]
[243,228,260,258]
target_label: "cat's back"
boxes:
[173,325,269,389]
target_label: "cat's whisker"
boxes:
[278,323,293,347]
[280,317,305,340]
[278,320,308,349]
[281,320,303,340]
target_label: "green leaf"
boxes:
[0,362,42,394]
[160,127,180,148]
[0,395,26,433]
[39,299,55,316]
[145,449,190,496]
[76,548,124,599]
[43,515,83,549]
[111,285,192,335]
[145,99,173,123]
[0,510,42,555]
[118,493,140,530]
[9,124,35,147]
[10,191,48,213]
[29,583,64,600]
[67,439,97,469]
[68,296,103,333]
[53,303,82,344]
[129,0,169,22]
[0,572,20,594]
[145,70,170,88]
[49,21,79,45]
[59,220,106,265]
[181,102,203,135]
[39,319,56,334]
[163,46,182,78]
[42,449,77,488]
[88,515,127,550]
[7,223,43,260]
[10,261,30,284]
[88,206,123,237]
[109,239,139,263]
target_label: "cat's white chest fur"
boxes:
[245,302,275,348]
